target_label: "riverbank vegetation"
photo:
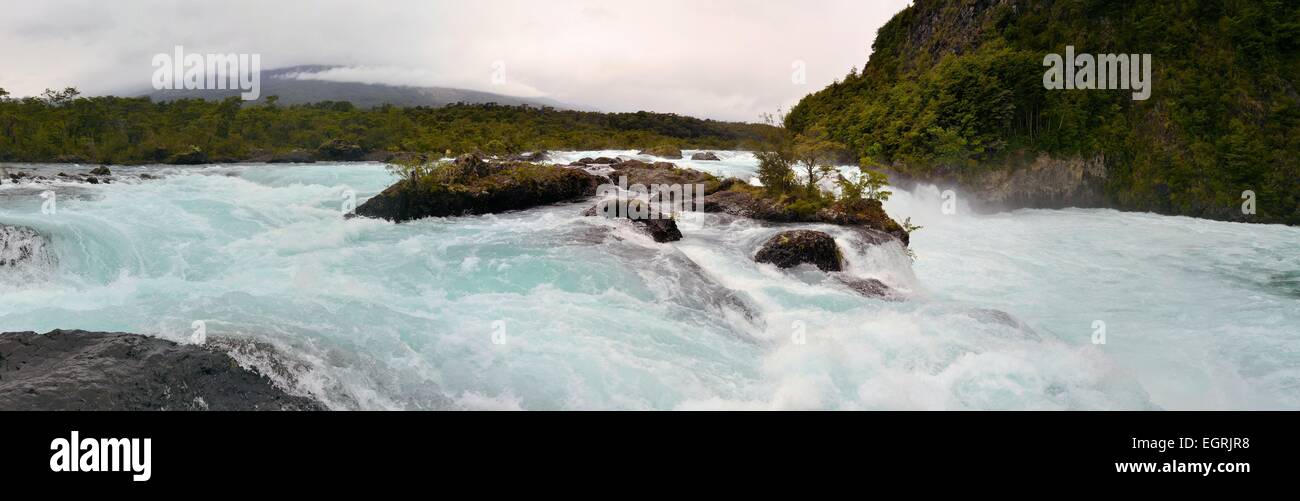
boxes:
[786,0,1299,224]
[0,90,774,164]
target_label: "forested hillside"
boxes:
[786,0,1299,224]
[0,89,773,164]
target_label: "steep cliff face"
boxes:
[789,0,1300,224]
[966,154,1107,211]
[888,153,1108,213]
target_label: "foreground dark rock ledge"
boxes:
[0,330,324,411]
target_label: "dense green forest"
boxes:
[0,88,773,164]
[787,0,1299,224]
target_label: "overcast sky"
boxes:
[0,0,910,122]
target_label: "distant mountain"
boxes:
[142,65,569,109]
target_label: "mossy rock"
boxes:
[704,185,910,245]
[355,160,603,222]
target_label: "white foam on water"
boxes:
[1,156,1296,410]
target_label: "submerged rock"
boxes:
[0,330,324,411]
[754,230,842,272]
[690,151,721,161]
[838,277,902,301]
[89,165,112,176]
[354,156,603,222]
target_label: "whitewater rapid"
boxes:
[1,151,1296,410]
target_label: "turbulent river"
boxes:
[2,151,1297,410]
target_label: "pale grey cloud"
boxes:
[0,0,910,121]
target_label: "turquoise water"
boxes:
[1,151,1297,410]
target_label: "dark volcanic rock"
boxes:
[703,189,795,221]
[581,198,683,242]
[0,330,323,411]
[89,166,112,176]
[636,218,683,242]
[570,156,619,165]
[754,230,842,272]
[354,157,603,222]
[690,152,721,161]
[838,278,900,301]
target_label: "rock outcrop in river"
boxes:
[354,154,603,222]
[754,230,842,272]
[704,188,910,245]
[0,330,323,411]
[582,198,684,243]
